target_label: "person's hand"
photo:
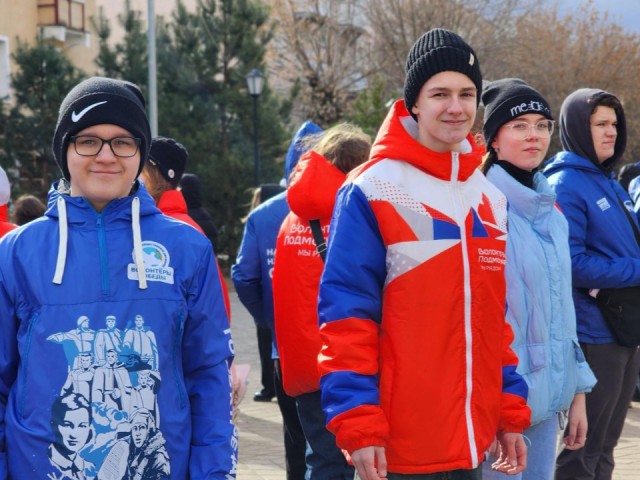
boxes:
[486,436,500,458]
[111,388,121,399]
[492,431,527,475]
[351,446,387,480]
[564,393,587,450]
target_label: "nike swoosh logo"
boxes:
[71,101,108,122]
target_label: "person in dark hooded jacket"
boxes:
[543,88,640,480]
[179,173,219,251]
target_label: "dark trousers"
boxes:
[387,467,482,479]
[275,359,307,480]
[257,325,275,395]
[296,390,354,479]
[555,342,640,480]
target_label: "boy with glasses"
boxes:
[0,76,236,478]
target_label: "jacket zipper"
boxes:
[96,215,110,296]
[450,152,479,467]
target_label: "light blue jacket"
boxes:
[487,165,596,425]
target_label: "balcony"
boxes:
[37,0,89,47]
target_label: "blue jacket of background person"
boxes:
[628,176,640,217]
[544,151,640,343]
[232,121,322,356]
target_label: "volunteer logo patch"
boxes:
[596,197,611,212]
[128,241,175,284]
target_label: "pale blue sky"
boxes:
[558,0,640,33]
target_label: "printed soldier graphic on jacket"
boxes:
[46,314,169,479]
[94,316,123,367]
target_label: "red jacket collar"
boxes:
[364,99,483,181]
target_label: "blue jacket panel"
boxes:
[487,165,596,425]
[232,191,289,355]
[0,183,236,479]
[543,151,640,343]
[284,121,323,185]
[629,176,640,219]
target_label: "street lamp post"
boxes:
[246,69,265,187]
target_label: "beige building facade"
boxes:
[0,0,102,100]
[0,0,199,101]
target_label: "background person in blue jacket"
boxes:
[231,120,322,480]
[0,76,236,479]
[479,78,597,480]
[543,88,640,480]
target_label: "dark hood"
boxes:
[179,173,203,208]
[559,88,627,171]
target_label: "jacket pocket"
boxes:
[19,312,40,418]
[514,343,546,376]
[172,312,187,409]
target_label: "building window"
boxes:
[0,36,10,102]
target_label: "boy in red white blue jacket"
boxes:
[317,29,531,480]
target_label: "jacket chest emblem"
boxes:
[596,197,611,212]
[128,241,175,284]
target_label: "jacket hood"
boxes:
[179,173,203,208]
[284,120,323,185]
[559,88,627,170]
[287,150,345,220]
[0,204,8,223]
[45,179,160,289]
[543,150,609,179]
[367,99,483,181]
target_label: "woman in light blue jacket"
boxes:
[479,79,596,480]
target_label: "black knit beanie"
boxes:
[148,137,188,188]
[404,28,483,120]
[52,76,151,181]
[482,78,553,150]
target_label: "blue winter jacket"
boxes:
[232,191,289,351]
[543,152,640,343]
[629,176,640,217]
[487,165,596,425]
[0,181,236,479]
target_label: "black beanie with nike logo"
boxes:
[52,76,151,180]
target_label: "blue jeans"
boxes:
[386,466,482,479]
[296,390,354,480]
[482,415,558,480]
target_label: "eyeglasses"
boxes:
[503,120,555,140]
[70,135,141,157]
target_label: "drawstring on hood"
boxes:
[52,197,68,285]
[51,182,149,290]
[132,196,147,289]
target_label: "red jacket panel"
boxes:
[273,151,345,396]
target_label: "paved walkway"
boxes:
[228,283,640,480]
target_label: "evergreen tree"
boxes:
[0,36,83,197]
[93,0,147,85]
[94,0,292,262]
[347,75,392,139]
